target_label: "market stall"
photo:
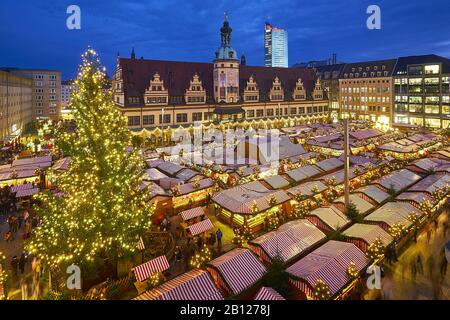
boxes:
[333,194,374,216]
[287,241,369,300]
[134,269,223,300]
[171,178,215,212]
[206,248,267,297]
[307,206,350,233]
[248,219,326,265]
[364,201,425,231]
[353,185,390,205]
[133,255,170,283]
[212,181,291,233]
[343,223,393,252]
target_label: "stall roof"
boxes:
[287,181,327,197]
[254,287,285,300]
[364,201,424,228]
[177,178,214,196]
[287,241,369,297]
[263,175,290,190]
[319,165,364,184]
[286,165,323,183]
[176,168,200,182]
[375,169,422,192]
[343,223,393,247]
[354,185,390,204]
[334,194,374,215]
[11,156,52,167]
[143,168,168,181]
[180,207,205,221]
[249,219,326,264]
[349,129,383,140]
[311,133,342,143]
[309,206,350,230]
[408,173,450,194]
[207,248,266,296]
[213,181,291,214]
[315,158,344,172]
[396,192,434,205]
[146,158,165,168]
[52,157,70,171]
[156,161,185,176]
[134,269,223,300]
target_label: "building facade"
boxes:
[112,18,328,138]
[314,64,346,122]
[392,55,450,128]
[338,60,396,126]
[264,22,288,68]
[7,69,62,120]
[0,71,32,144]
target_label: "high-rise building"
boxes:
[0,71,33,145]
[264,22,288,68]
[3,68,62,120]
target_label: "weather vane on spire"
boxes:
[224,11,228,21]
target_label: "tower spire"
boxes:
[131,47,135,59]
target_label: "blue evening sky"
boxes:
[0,0,449,79]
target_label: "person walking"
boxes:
[18,252,26,275]
[216,228,223,252]
[417,254,424,275]
[11,256,19,277]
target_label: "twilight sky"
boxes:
[1,0,449,79]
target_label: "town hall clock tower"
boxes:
[213,15,240,104]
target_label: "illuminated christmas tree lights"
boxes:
[25,48,154,270]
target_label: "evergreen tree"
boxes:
[26,48,153,272]
[263,256,293,299]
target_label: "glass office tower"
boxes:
[264,22,288,68]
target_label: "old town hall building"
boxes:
[112,17,329,132]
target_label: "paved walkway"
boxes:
[366,210,450,300]
[0,211,36,300]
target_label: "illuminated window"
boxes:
[424,65,440,75]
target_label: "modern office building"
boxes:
[112,17,328,137]
[392,55,450,128]
[264,22,288,68]
[3,68,62,120]
[339,59,396,126]
[0,71,33,145]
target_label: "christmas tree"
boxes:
[26,48,154,272]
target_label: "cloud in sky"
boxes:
[0,0,449,78]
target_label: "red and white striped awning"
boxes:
[207,248,267,296]
[287,241,369,297]
[134,269,223,300]
[11,183,33,193]
[136,237,145,251]
[180,207,205,221]
[188,219,214,236]
[254,287,285,300]
[15,188,39,198]
[133,255,169,282]
[249,220,326,263]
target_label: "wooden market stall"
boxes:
[212,181,291,233]
[248,219,326,265]
[342,223,393,252]
[287,241,369,300]
[134,269,223,300]
[206,248,267,297]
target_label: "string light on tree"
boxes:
[347,262,359,279]
[189,245,212,268]
[366,237,385,260]
[25,48,154,271]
